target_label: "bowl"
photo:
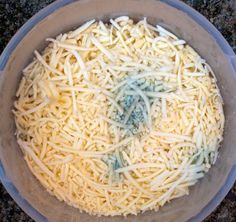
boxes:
[0,0,236,222]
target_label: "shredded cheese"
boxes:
[14,17,224,217]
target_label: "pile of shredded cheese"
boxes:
[13,17,224,216]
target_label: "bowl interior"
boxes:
[0,0,236,222]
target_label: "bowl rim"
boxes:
[0,0,235,222]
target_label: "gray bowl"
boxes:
[0,0,235,222]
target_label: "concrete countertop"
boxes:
[0,0,235,221]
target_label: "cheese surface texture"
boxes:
[14,17,224,216]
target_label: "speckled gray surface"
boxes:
[0,0,235,222]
